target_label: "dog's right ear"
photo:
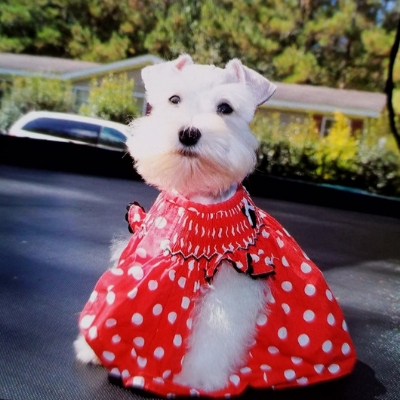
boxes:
[141,55,194,91]
[172,54,194,70]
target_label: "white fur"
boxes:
[75,55,277,392]
[109,234,131,268]
[74,334,100,365]
[127,55,276,199]
[174,261,269,391]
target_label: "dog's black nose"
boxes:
[179,128,201,146]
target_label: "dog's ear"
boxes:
[141,54,194,91]
[225,59,277,107]
[172,54,194,70]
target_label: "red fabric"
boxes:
[79,185,356,397]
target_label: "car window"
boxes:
[99,126,126,149]
[22,117,100,144]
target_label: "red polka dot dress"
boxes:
[78,185,356,397]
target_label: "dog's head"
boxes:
[127,54,276,199]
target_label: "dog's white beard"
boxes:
[174,262,270,391]
[135,146,255,199]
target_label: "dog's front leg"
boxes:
[174,261,269,392]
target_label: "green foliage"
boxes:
[0,0,399,92]
[253,112,400,197]
[79,73,138,124]
[0,75,73,132]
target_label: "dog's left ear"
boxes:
[225,59,277,107]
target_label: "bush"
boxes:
[252,111,400,197]
[79,73,139,124]
[0,76,73,133]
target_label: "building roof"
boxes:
[0,53,386,118]
[265,82,386,118]
[0,53,100,77]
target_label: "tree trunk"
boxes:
[385,18,400,151]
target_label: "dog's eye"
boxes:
[169,95,181,104]
[217,103,233,115]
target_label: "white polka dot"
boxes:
[328,364,340,374]
[322,340,333,353]
[314,364,324,374]
[276,237,284,248]
[102,351,115,362]
[262,229,270,238]
[153,377,164,385]
[281,256,289,267]
[110,367,120,377]
[278,327,288,340]
[300,262,312,273]
[291,356,303,365]
[148,280,158,291]
[80,315,95,329]
[163,370,171,379]
[106,291,116,305]
[168,270,176,281]
[121,369,130,379]
[342,320,348,331]
[128,265,144,280]
[298,334,310,347]
[178,277,186,288]
[342,342,351,355]
[110,268,123,276]
[132,376,145,388]
[153,304,163,316]
[229,374,240,386]
[188,260,195,271]
[160,239,170,250]
[186,318,193,330]
[154,347,165,359]
[137,356,147,368]
[297,377,308,385]
[88,326,97,339]
[89,291,98,302]
[105,318,117,328]
[326,289,333,301]
[173,334,182,347]
[268,346,279,354]
[284,369,296,381]
[136,247,147,258]
[190,389,200,396]
[127,288,138,299]
[131,348,137,358]
[133,337,145,347]
[132,313,143,325]
[281,281,293,292]
[155,216,167,229]
[168,312,177,324]
[112,334,121,344]
[181,297,190,309]
[256,314,267,326]
[303,310,315,322]
[282,303,291,314]
[327,313,335,326]
[305,284,316,296]
[240,366,252,374]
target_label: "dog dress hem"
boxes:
[78,185,356,397]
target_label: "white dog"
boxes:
[75,55,356,397]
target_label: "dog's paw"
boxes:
[73,334,101,365]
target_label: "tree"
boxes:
[385,17,400,151]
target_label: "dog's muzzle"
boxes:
[179,128,202,147]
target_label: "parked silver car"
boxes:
[8,111,128,151]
